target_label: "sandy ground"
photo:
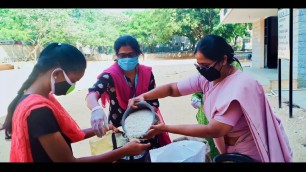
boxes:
[0,60,305,162]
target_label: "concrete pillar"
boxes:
[252,18,265,68]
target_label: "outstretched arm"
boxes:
[128,82,181,109]
[146,72,160,109]
[149,118,233,139]
[146,100,243,139]
[39,132,151,162]
[82,128,95,139]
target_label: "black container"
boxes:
[213,153,254,163]
[118,102,159,162]
[121,101,157,139]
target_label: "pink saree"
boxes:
[204,70,293,162]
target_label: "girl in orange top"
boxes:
[0,42,150,162]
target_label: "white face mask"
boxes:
[50,68,76,95]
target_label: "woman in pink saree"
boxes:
[128,34,293,162]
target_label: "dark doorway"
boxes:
[264,16,278,68]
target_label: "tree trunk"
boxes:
[191,41,195,50]
[149,46,154,53]
[234,36,238,46]
[25,44,40,61]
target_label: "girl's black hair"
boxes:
[194,34,241,65]
[114,35,143,56]
[0,43,86,140]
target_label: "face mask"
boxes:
[195,62,223,82]
[117,56,139,71]
[50,68,76,96]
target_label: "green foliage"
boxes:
[0,8,250,59]
[0,9,29,41]
[67,9,120,46]
[233,44,242,51]
[172,9,221,48]
[119,10,159,52]
[0,9,123,47]
[151,9,179,44]
[213,23,249,46]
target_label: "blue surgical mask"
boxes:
[117,56,139,71]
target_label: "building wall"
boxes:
[293,9,299,80]
[0,45,36,62]
[279,9,306,88]
[252,19,265,68]
[220,9,306,88]
[297,9,306,87]
[281,9,299,81]
[251,10,301,84]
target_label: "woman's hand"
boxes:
[107,124,120,133]
[123,140,151,156]
[142,114,163,140]
[143,123,166,140]
[143,128,162,140]
[149,123,167,132]
[128,94,145,109]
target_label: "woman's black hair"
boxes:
[0,43,86,140]
[114,35,143,56]
[194,34,241,65]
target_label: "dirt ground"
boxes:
[0,60,305,162]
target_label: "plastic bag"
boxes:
[149,140,206,162]
[89,131,128,156]
[173,136,212,162]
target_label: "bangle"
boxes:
[91,106,103,112]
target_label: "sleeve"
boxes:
[88,73,113,97]
[177,74,208,96]
[213,100,243,127]
[146,72,159,108]
[27,107,61,138]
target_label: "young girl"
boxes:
[0,42,150,162]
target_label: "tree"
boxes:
[0,9,31,42]
[6,9,74,60]
[119,10,159,53]
[213,23,250,50]
[0,8,251,61]
[151,9,249,50]
[172,9,221,49]
[0,9,123,60]
[151,9,179,44]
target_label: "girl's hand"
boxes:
[123,140,151,156]
[107,124,120,133]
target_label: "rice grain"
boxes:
[124,109,153,138]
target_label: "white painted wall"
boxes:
[280,9,299,82]
[252,18,265,68]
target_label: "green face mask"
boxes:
[53,81,75,95]
[66,85,76,94]
[51,69,76,96]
